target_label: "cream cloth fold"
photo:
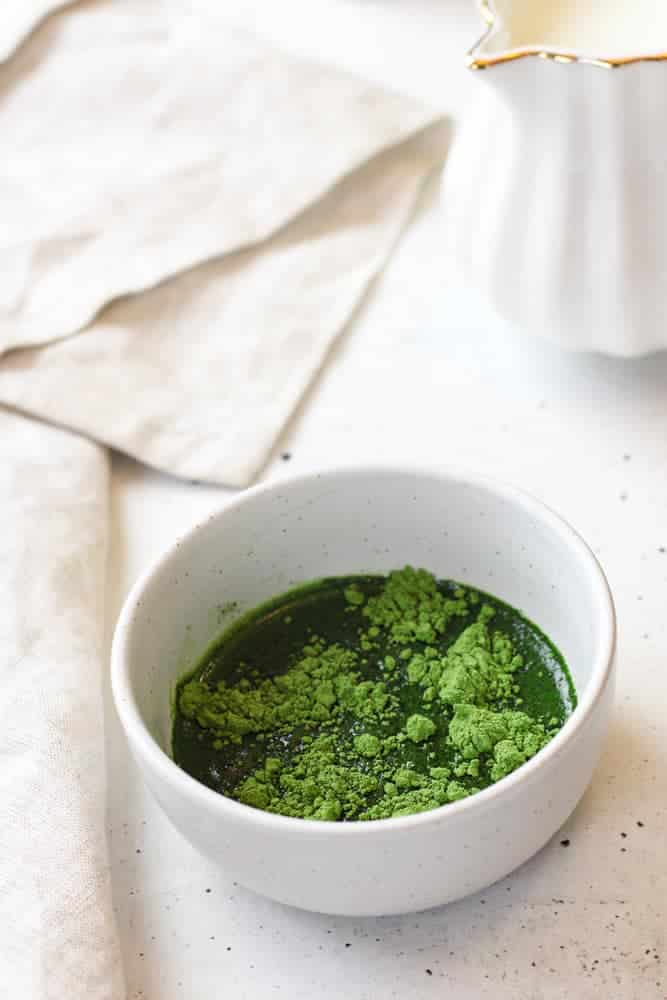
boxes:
[0,0,70,63]
[0,128,443,485]
[0,0,440,356]
[0,409,124,999]
[0,0,445,486]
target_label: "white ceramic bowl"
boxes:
[111,466,615,916]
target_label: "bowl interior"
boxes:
[117,468,611,759]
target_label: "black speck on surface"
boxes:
[659,548,666,554]
[637,820,645,827]
[425,969,433,976]
[621,832,627,838]
[205,888,211,894]
[281,452,291,461]
[226,946,232,952]
[345,943,351,948]
[560,839,570,847]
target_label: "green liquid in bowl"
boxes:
[172,567,576,821]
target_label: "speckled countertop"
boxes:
[106,2,666,997]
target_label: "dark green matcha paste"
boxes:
[172,568,576,821]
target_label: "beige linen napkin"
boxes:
[0,409,123,999]
[0,0,445,486]
[0,0,440,356]
[0,131,441,486]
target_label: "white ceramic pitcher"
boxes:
[443,0,667,356]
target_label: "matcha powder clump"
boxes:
[173,567,575,822]
[359,566,469,644]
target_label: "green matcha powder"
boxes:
[173,567,575,821]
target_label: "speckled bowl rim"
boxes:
[111,464,616,837]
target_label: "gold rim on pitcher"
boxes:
[468,0,667,70]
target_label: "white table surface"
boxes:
[106,3,667,997]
